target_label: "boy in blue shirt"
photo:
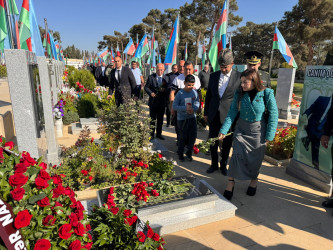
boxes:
[173,75,200,162]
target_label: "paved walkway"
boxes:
[1,80,332,249]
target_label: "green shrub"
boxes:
[68,69,96,90]
[201,88,207,103]
[66,65,78,77]
[63,110,80,125]
[77,93,98,118]
[0,65,7,77]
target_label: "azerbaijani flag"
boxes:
[46,31,52,58]
[202,44,206,69]
[0,0,8,51]
[184,42,188,61]
[135,33,149,58]
[208,0,228,72]
[49,31,58,60]
[151,28,156,67]
[19,0,32,51]
[164,15,179,65]
[111,46,115,61]
[123,37,136,55]
[97,47,109,61]
[116,43,121,57]
[3,0,20,50]
[273,26,297,68]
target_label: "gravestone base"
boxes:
[137,179,237,235]
[287,159,332,194]
[278,109,292,120]
[71,118,99,134]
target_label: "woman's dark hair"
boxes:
[237,69,265,110]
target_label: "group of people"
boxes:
[101,49,280,201]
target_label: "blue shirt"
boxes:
[173,89,200,120]
[131,68,142,86]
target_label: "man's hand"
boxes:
[218,133,225,140]
[151,93,156,98]
[107,95,112,99]
[321,135,330,149]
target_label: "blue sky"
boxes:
[16,0,298,53]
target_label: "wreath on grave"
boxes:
[0,136,93,249]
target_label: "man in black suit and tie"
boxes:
[204,49,241,175]
[109,56,136,106]
[95,62,109,86]
[144,63,167,140]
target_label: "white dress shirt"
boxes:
[115,66,122,81]
[218,69,232,98]
[172,74,201,90]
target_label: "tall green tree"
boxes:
[279,0,333,68]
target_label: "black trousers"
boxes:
[133,85,141,99]
[165,102,171,126]
[150,105,165,137]
[177,118,197,156]
[209,112,233,169]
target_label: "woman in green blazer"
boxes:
[219,69,278,200]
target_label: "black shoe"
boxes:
[246,186,257,196]
[178,155,185,162]
[206,166,218,174]
[185,155,193,161]
[220,161,227,176]
[156,135,165,140]
[223,180,235,200]
[322,199,333,208]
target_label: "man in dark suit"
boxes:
[204,49,241,175]
[95,62,109,86]
[164,64,180,127]
[108,56,136,106]
[301,95,332,169]
[144,63,167,140]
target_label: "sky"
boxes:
[15,0,299,53]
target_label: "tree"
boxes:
[63,45,82,59]
[279,0,333,68]
[38,26,62,43]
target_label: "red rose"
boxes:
[109,187,114,194]
[42,215,56,226]
[34,239,51,250]
[110,207,119,215]
[0,148,4,163]
[52,185,65,198]
[75,209,84,221]
[14,163,28,174]
[69,213,79,227]
[83,242,93,250]
[4,141,14,150]
[9,173,29,187]
[38,169,51,180]
[131,215,138,223]
[10,187,25,201]
[37,197,50,207]
[38,162,47,170]
[89,176,93,181]
[14,210,32,229]
[123,176,128,180]
[54,202,63,207]
[124,217,134,226]
[58,224,72,240]
[35,177,49,189]
[147,228,154,238]
[123,209,132,217]
[68,240,81,250]
[0,136,2,143]
[90,137,94,143]
[81,170,88,176]
[74,222,85,236]
[51,175,62,185]
[137,231,146,243]
[86,224,91,231]
[65,187,75,198]
[21,151,37,166]
[152,233,160,241]
[193,145,199,154]
[158,153,163,158]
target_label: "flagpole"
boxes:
[44,18,50,58]
[4,0,15,48]
[268,22,278,78]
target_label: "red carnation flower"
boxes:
[9,173,29,187]
[69,240,81,250]
[37,197,50,207]
[58,224,73,240]
[34,239,51,250]
[42,215,56,226]
[123,209,132,217]
[35,177,49,189]
[137,231,146,243]
[14,210,32,229]
[4,141,14,150]
[10,187,25,201]
[110,207,119,215]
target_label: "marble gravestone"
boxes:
[5,49,47,159]
[48,59,59,107]
[275,68,296,119]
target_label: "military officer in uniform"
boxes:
[244,51,271,88]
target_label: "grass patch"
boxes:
[271,80,304,97]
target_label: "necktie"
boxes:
[117,70,120,82]
[158,77,162,86]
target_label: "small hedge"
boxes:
[68,69,96,91]
[0,65,7,77]
[77,93,98,118]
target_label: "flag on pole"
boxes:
[19,0,32,51]
[184,42,188,61]
[123,37,136,55]
[49,31,58,60]
[0,0,8,51]
[135,33,149,58]
[97,47,109,62]
[202,44,206,69]
[164,15,179,65]
[151,28,156,67]
[3,0,19,50]
[136,33,139,49]
[208,0,228,72]
[29,0,44,56]
[116,43,121,57]
[111,46,115,61]
[273,26,297,68]
[46,32,52,58]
